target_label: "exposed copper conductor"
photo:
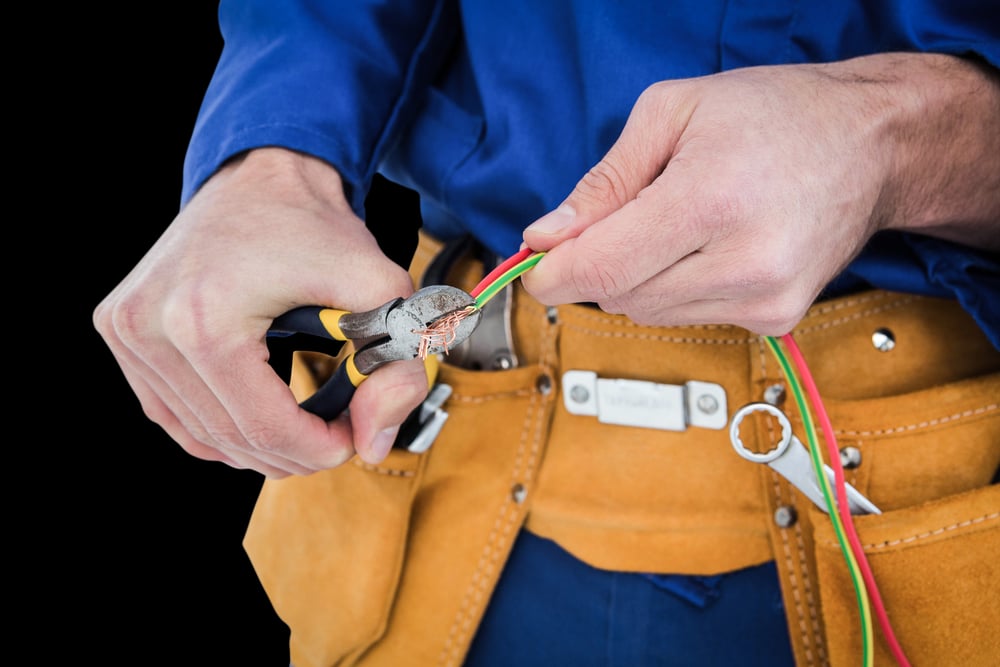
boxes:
[414,306,477,359]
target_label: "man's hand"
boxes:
[522,53,1000,334]
[93,149,428,477]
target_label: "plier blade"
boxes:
[266,285,481,421]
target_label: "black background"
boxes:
[56,3,321,664]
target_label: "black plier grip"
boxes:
[266,285,480,421]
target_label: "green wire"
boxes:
[474,252,546,309]
[764,336,873,667]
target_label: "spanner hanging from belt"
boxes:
[729,402,880,515]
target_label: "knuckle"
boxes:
[576,159,633,210]
[634,81,671,117]
[106,295,150,349]
[238,418,285,455]
[570,252,630,302]
[740,291,810,335]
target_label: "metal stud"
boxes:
[696,393,720,415]
[872,328,896,352]
[764,384,786,406]
[536,373,553,396]
[492,354,514,370]
[511,483,527,503]
[840,446,862,469]
[774,505,797,528]
[569,384,590,404]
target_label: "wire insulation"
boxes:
[763,336,875,667]
[471,250,545,308]
[779,334,911,667]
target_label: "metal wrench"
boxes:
[729,402,880,515]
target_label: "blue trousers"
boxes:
[465,530,795,666]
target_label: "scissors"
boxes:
[729,402,880,515]
[266,284,481,421]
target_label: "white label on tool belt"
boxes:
[561,370,728,431]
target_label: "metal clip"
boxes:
[561,370,728,431]
[393,383,453,453]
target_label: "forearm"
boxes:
[826,52,1000,250]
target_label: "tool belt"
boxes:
[245,232,1000,667]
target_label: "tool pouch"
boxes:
[246,232,1000,667]
[755,296,1000,667]
[810,484,1000,666]
[245,350,559,667]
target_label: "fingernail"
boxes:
[369,427,398,461]
[525,204,575,235]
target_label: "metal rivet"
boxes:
[492,354,514,370]
[764,384,786,406]
[695,394,719,415]
[840,446,862,469]
[774,505,797,528]
[569,384,590,403]
[536,374,553,395]
[546,306,559,324]
[872,328,896,352]
[511,483,527,503]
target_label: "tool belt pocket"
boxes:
[243,352,428,666]
[809,484,1000,666]
[804,372,1000,666]
[245,352,555,667]
[244,449,425,666]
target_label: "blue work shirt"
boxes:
[183,0,999,346]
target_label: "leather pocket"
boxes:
[809,484,1000,666]
[802,371,1000,666]
[245,449,425,667]
[244,353,427,667]
[817,372,1000,512]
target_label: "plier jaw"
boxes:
[267,285,481,420]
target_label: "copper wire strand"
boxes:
[414,307,476,359]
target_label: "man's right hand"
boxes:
[93,148,429,477]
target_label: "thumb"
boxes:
[523,82,689,251]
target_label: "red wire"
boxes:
[780,333,911,667]
[470,247,535,298]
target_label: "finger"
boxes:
[523,171,707,305]
[113,331,318,476]
[523,81,694,251]
[195,337,358,471]
[598,251,814,335]
[105,293,325,474]
[349,358,431,464]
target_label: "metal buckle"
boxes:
[561,370,728,431]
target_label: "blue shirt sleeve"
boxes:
[181,0,457,214]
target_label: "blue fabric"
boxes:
[184,0,1000,348]
[464,529,794,666]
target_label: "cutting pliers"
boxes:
[266,285,481,421]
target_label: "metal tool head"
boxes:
[729,402,792,463]
[729,402,880,516]
[355,285,482,373]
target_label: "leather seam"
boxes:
[835,403,998,436]
[793,514,827,666]
[350,459,416,477]
[794,297,917,335]
[438,322,552,665]
[449,388,534,404]
[820,511,1000,551]
[561,323,751,345]
[772,470,816,667]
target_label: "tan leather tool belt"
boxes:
[245,232,1000,667]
